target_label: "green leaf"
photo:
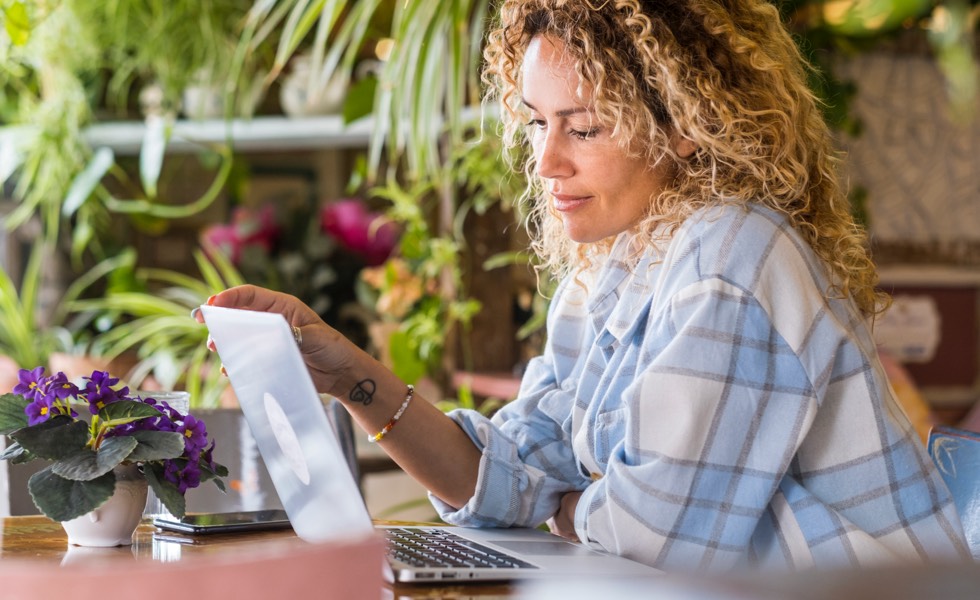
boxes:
[143,463,186,519]
[0,393,30,435]
[98,400,162,429]
[0,441,31,463]
[342,76,377,124]
[388,329,426,384]
[139,115,170,198]
[4,2,30,46]
[28,466,116,522]
[62,147,114,217]
[10,417,89,460]
[127,430,184,462]
[198,456,229,492]
[51,436,137,481]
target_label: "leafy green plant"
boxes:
[0,1,255,259]
[359,176,481,386]
[0,367,227,521]
[69,249,244,409]
[0,238,138,370]
[356,124,526,389]
[0,242,51,369]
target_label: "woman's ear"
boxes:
[671,132,697,158]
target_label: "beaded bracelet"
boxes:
[367,384,414,443]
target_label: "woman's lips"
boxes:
[551,193,591,212]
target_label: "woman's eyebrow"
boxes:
[521,98,590,118]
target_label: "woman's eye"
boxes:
[525,118,546,130]
[569,127,600,140]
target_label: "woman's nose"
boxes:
[535,132,572,180]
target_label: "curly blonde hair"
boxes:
[483,0,886,316]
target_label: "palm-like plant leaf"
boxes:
[67,250,242,408]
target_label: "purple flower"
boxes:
[200,440,218,473]
[177,414,208,453]
[164,459,202,494]
[13,367,47,402]
[156,399,185,423]
[136,396,181,432]
[83,370,128,414]
[25,396,54,426]
[47,372,80,402]
[7,365,227,502]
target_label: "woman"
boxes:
[198,0,968,571]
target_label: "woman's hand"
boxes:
[193,284,360,397]
[194,284,483,508]
[547,491,582,541]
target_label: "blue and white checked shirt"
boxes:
[432,203,969,571]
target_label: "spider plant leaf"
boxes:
[0,126,30,187]
[62,147,114,218]
[139,114,170,198]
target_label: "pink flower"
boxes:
[233,204,278,251]
[200,223,244,264]
[200,204,281,265]
[320,199,398,266]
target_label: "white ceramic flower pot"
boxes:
[279,54,347,118]
[61,463,148,547]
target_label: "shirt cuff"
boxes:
[574,479,602,546]
[428,409,527,527]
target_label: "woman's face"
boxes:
[521,35,690,244]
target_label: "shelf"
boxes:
[877,265,980,288]
[82,115,373,156]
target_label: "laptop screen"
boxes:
[200,305,374,543]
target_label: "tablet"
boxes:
[153,509,293,535]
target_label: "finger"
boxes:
[207,335,216,352]
[210,285,319,326]
[210,285,279,312]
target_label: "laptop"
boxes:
[200,305,661,582]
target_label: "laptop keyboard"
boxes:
[383,528,538,570]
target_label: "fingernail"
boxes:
[220,364,227,377]
[207,335,216,351]
[206,295,216,306]
[190,306,201,320]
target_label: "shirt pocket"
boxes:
[592,407,628,471]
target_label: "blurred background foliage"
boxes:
[0,0,974,405]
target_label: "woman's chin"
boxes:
[562,220,620,245]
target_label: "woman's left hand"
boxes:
[547,491,582,541]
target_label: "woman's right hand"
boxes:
[193,284,362,397]
[196,285,483,508]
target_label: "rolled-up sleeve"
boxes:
[430,354,590,527]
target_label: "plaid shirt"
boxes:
[432,203,969,571]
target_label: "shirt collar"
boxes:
[585,233,663,346]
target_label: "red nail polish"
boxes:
[206,295,216,306]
